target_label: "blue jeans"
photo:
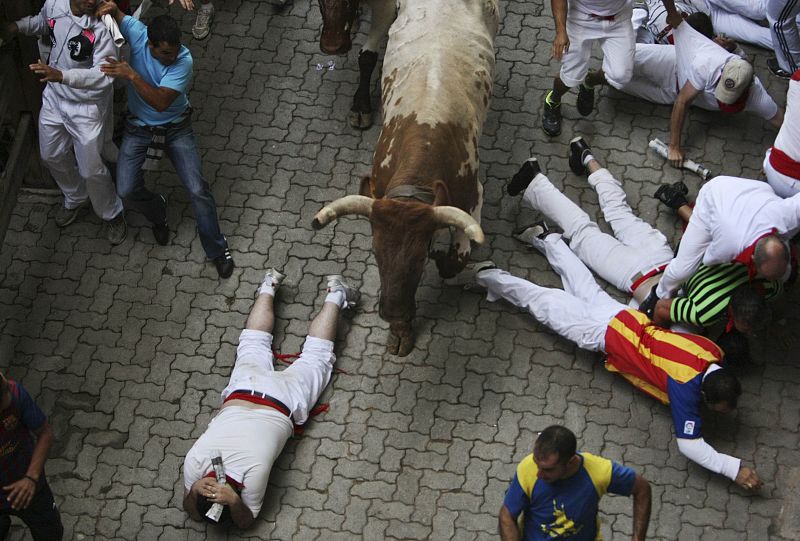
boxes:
[117,119,227,259]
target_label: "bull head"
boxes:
[318,0,360,55]
[312,182,484,356]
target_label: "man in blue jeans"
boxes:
[98,3,235,278]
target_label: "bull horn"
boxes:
[432,206,485,245]
[312,195,374,229]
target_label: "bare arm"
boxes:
[2,421,54,510]
[631,475,652,541]
[769,107,785,129]
[668,81,702,167]
[551,0,569,61]
[499,505,521,541]
[100,57,180,112]
[653,299,673,326]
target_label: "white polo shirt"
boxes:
[570,0,630,17]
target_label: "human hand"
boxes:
[100,56,135,80]
[168,0,196,10]
[551,31,570,61]
[95,0,120,18]
[29,60,62,83]
[735,467,763,491]
[2,477,36,510]
[667,144,684,168]
[666,10,683,28]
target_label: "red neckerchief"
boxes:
[732,229,778,279]
[203,472,244,490]
[717,87,749,113]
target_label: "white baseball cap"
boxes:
[714,58,754,104]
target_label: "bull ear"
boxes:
[432,180,450,206]
[359,175,376,198]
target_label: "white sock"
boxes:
[325,289,346,309]
[582,153,595,166]
[258,280,277,297]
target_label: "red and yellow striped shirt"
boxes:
[603,309,723,404]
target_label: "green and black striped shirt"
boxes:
[669,263,782,327]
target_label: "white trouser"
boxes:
[707,0,766,20]
[619,44,678,105]
[561,5,636,88]
[764,148,800,197]
[521,170,674,293]
[38,89,122,220]
[710,7,773,49]
[769,0,800,72]
[222,330,335,426]
[477,235,625,351]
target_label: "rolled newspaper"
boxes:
[205,452,226,522]
[102,14,126,46]
[648,138,712,181]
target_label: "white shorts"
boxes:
[764,149,800,198]
[560,5,636,88]
[222,330,336,426]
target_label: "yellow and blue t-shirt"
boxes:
[503,452,636,541]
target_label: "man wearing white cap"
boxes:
[665,15,783,166]
[764,69,800,197]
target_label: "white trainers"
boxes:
[263,268,285,289]
[192,3,214,40]
[512,221,549,246]
[446,260,497,291]
[326,275,360,309]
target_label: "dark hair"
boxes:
[534,425,577,465]
[716,328,750,367]
[701,369,742,408]
[729,285,769,332]
[148,15,182,47]
[686,12,714,39]
[196,494,232,525]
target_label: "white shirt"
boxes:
[183,406,293,517]
[657,176,800,297]
[570,0,631,17]
[773,73,800,160]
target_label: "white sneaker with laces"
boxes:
[192,3,214,40]
[326,275,360,309]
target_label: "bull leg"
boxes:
[387,321,414,357]
[349,0,396,129]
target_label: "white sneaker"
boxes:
[446,260,496,291]
[263,268,285,289]
[326,275,360,309]
[512,221,549,246]
[192,3,214,40]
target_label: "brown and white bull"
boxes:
[313,0,500,356]
[318,0,396,129]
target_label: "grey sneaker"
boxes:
[448,260,497,291]
[105,213,127,245]
[513,221,549,246]
[192,3,214,40]
[326,275,360,309]
[54,200,90,227]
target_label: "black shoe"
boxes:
[542,94,562,137]
[508,158,541,196]
[654,181,689,210]
[568,136,592,176]
[213,248,235,278]
[576,84,595,116]
[152,222,170,246]
[767,57,792,79]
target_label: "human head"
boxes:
[71,0,98,16]
[686,12,714,39]
[147,15,181,66]
[714,58,754,110]
[533,425,579,483]
[701,368,742,413]
[729,285,769,335]
[753,235,789,281]
[716,328,750,368]
[191,477,233,525]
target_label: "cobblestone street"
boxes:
[1,0,799,539]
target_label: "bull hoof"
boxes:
[349,110,373,130]
[386,332,414,357]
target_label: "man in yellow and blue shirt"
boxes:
[499,425,651,541]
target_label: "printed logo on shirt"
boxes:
[540,500,584,538]
[683,420,695,435]
[67,28,96,62]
